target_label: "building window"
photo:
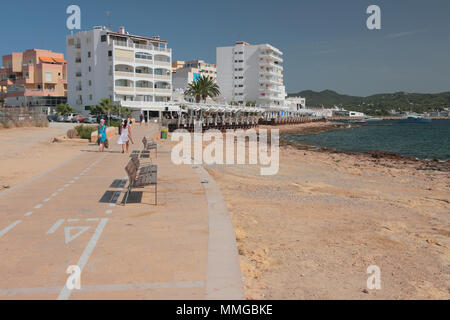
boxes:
[89,95,93,101]
[88,80,92,86]
[88,52,91,58]
[101,35,107,42]
[88,66,91,72]
[135,52,152,60]
[45,72,52,82]
[108,50,112,57]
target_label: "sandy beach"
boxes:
[0,123,83,189]
[157,121,450,300]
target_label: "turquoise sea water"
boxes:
[284,120,450,161]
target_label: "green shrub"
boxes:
[110,120,122,127]
[75,124,97,139]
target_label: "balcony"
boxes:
[113,40,172,53]
[115,56,134,63]
[153,60,170,67]
[259,77,281,85]
[153,74,170,80]
[260,52,283,63]
[115,71,134,78]
[75,58,82,63]
[259,60,283,69]
[75,72,82,77]
[135,87,153,93]
[134,72,153,79]
[115,86,134,92]
[135,58,153,65]
[154,88,171,95]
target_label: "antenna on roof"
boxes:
[106,11,111,30]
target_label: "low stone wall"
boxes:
[90,126,117,143]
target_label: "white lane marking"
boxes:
[86,218,99,222]
[0,281,204,296]
[69,180,75,184]
[57,218,108,300]
[67,219,80,222]
[74,177,79,180]
[64,184,70,188]
[24,211,33,217]
[46,219,65,234]
[52,193,58,197]
[64,226,91,244]
[0,220,22,238]
[58,188,64,192]
[34,204,43,209]
[109,204,116,208]
[105,210,113,215]
[43,198,51,202]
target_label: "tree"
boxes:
[185,75,220,103]
[56,104,75,115]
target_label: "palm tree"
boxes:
[185,75,220,103]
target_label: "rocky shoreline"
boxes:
[273,121,449,172]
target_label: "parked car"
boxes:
[56,115,65,122]
[63,113,78,122]
[72,115,85,123]
[84,116,98,124]
[47,114,58,122]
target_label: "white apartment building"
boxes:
[66,26,172,115]
[216,41,286,107]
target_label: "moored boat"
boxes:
[398,115,432,123]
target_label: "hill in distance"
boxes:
[288,90,450,115]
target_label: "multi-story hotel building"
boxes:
[66,26,172,115]
[217,41,286,107]
[172,60,217,91]
[0,49,67,109]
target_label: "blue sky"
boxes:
[1,0,449,96]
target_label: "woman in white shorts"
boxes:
[117,119,134,153]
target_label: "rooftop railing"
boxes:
[113,40,171,53]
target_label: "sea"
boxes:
[283,120,450,162]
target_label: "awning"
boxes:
[39,57,66,63]
[52,57,66,63]
[39,56,54,63]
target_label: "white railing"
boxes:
[113,40,172,53]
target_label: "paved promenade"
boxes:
[0,124,243,300]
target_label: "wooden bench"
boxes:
[124,157,157,205]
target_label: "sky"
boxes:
[1,0,449,96]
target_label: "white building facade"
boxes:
[66,26,172,115]
[216,41,286,108]
[285,96,306,110]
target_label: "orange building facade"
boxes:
[0,49,67,108]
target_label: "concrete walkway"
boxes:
[0,124,243,300]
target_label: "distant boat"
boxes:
[399,115,432,123]
[364,117,383,122]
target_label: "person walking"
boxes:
[97,119,107,152]
[140,113,144,126]
[117,119,134,154]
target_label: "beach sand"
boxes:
[156,121,450,300]
[0,124,87,189]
